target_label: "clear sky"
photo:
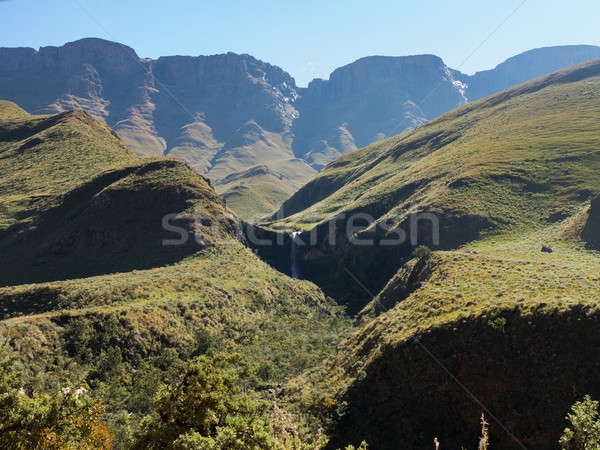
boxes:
[1,0,598,86]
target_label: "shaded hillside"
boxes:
[0,100,236,286]
[289,222,600,449]
[267,59,600,311]
[1,40,599,220]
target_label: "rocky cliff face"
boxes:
[292,55,467,167]
[0,38,300,165]
[583,196,600,248]
[465,45,600,101]
[150,53,298,142]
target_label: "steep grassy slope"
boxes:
[207,122,316,219]
[216,165,298,221]
[270,61,600,449]
[267,60,600,310]
[0,101,137,231]
[466,44,600,101]
[215,162,317,221]
[274,60,600,229]
[0,101,238,286]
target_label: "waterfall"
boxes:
[290,231,301,279]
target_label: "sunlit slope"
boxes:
[0,102,137,231]
[0,101,234,285]
[272,60,600,237]
[215,163,315,221]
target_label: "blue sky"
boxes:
[1,0,598,86]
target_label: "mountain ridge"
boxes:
[2,39,600,220]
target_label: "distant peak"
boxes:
[351,54,445,65]
[333,54,446,73]
[61,37,139,55]
[216,164,284,185]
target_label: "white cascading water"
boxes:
[290,231,301,279]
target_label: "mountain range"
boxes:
[1,39,600,220]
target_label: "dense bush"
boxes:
[412,245,432,259]
[0,342,112,448]
[560,395,600,449]
[133,353,271,449]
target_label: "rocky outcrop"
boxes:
[292,55,466,164]
[583,196,600,248]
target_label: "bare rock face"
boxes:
[583,196,600,248]
[0,39,147,114]
[0,38,300,167]
[150,53,299,141]
[292,55,467,164]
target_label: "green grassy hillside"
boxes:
[215,164,307,221]
[0,101,238,285]
[270,61,600,448]
[273,60,600,231]
[265,59,600,310]
[208,123,316,220]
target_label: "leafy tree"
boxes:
[133,353,271,449]
[0,340,112,448]
[560,395,600,449]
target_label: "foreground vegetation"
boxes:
[0,241,351,447]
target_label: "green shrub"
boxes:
[133,353,271,449]
[560,395,600,449]
[412,245,432,259]
[0,341,112,448]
